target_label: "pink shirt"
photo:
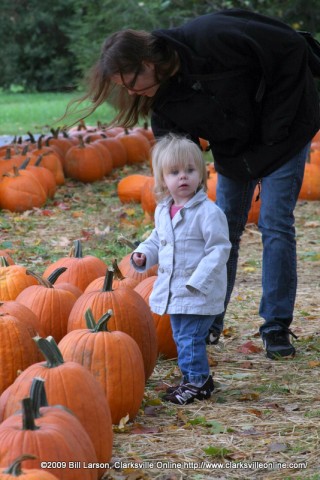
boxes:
[170,204,183,219]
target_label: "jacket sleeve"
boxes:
[186,206,231,295]
[130,227,160,272]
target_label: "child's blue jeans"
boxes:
[170,313,215,386]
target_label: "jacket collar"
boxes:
[160,188,207,209]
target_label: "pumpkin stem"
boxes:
[34,154,44,166]
[22,398,39,431]
[30,377,48,418]
[46,267,68,285]
[33,336,65,367]
[117,235,138,250]
[3,454,37,475]
[72,239,83,258]
[18,158,31,170]
[0,256,10,267]
[85,308,113,332]
[102,268,114,292]
[112,259,125,280]
[26,270,52,288]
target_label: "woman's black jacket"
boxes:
[151,9,320,181]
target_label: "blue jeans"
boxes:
[212,143,310,335]
[170,314,214,386]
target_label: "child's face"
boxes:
[163,159,201,205]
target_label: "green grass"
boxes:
[0,92,115,136]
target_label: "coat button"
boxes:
[159,267,164,273]
[161,240,167,246]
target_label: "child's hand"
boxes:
[132,252,146,267]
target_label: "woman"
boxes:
[75,8,320,359]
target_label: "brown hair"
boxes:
[65,30,179,128]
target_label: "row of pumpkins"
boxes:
[0,238,174,479]
[0,123,153,213]
[117,129,320,225]
[1,122,319,216]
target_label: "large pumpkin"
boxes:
[15,269,77,342]
[0,391,98,480]
[64,135,106,182]
[0,337,113,473]
[0,312,39,394]
[59,309,145,424]
[67,269,158,380]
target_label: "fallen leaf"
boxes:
[237,341,262,354]
[238,392,260,401]
[131,423,161,434]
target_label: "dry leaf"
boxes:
[237,341,263,354]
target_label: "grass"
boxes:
[0,92,115,136]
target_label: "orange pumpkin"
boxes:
[67,269,158,380]
[0,312,39,394]
[141,176,156,217]
[43,239,108,292]
[134,276,177,359]
[299,162,320,200]
[59,309,145,424]
[15,268,77,342]
[117,174,150,203]
[64,136,106,182]
[0,258,38,300]
[0,337,113,473]
[0,392,98,480]
[0,167,47,212]
[0,455,59,479]
[117,128,151,165]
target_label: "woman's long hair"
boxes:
[65,30,179,128]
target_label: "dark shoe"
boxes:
[206,328,221,345]
[163,375,214,405]
[165,383,182,394]
[262,329,298,359]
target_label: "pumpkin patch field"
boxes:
[0,126,319,480]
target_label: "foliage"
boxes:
[0,0,319,92]
[0,0,77,92]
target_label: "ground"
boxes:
[0,163,319,480]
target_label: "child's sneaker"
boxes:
[163,375,214,405]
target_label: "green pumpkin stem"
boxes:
[30,377,48,419]
[102,268,114,292]
[33,336,64,367]
[0,256,10,267]
[22,398,39,431]
[85,308,113,332]
[3,454,37,475]
[46,267,68,285]
[68,239,83,258]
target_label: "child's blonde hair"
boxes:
[152,134,208,202]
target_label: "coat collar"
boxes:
[160,188,207,209]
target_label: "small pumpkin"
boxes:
[0,455,59,479]
[43,239,108,292]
